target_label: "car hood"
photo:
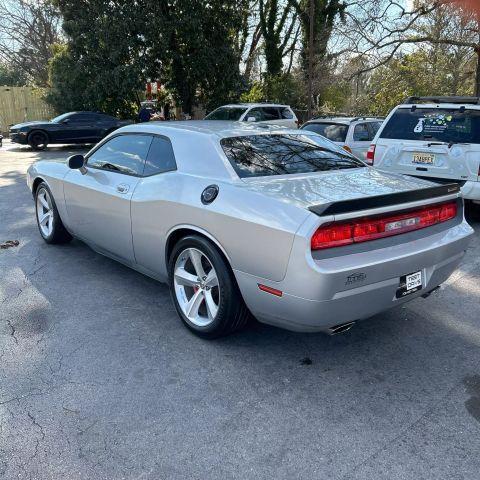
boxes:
[240,168,439,209]
[10,120,51,130]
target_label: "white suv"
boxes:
[368,96,480,203]
[204,103,298,129]
[300,117,384,160]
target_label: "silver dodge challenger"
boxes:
[27,121,474,337]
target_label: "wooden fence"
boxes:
[0,86,56,134]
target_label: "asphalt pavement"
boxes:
[1,139,480,480]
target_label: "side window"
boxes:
[67,114,84,123]
[369,121,382,137]
[87,134,152,176]
[245,108,264,121]
[280,107,294,119]
[353,123,371,142]
[143,136,177,176]
[261,107,281,120]
[69,114,97,123]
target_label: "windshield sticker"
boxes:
[413,114,453,134]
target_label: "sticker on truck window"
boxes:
[414,114,454,134]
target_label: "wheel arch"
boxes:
[165,225,233,268]
[31,176,48,196]
[28,129,50,142]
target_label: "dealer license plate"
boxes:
[396,271,423,299]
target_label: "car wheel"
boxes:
[35,182,72,244]
[28,131,49,150]
[168,235,250,338]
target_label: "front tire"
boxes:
[28,131,49,150]
[35,182,72,244]
[168,235,250,338]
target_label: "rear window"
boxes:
[301,123,348,142]
[380,108,480,143]
[205,107,247,121]
[221,134,365,178]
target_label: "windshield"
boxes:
[221,134,365,178]
[50,113,71,123]
[380,108,480,144]
[301,122,348,142]
[205,107,247,121]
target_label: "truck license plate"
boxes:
[412,153,435,164]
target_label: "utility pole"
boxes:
[307,0,315,120]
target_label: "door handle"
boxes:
[116,183,129,194]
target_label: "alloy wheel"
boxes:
[36,188,54,238]
[173,248,220,327]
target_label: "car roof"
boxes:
[396,103,480,110]
[215,103,290,108]
[306,117,382,125]
[118,120,300,139]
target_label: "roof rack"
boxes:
[350,116,385,122]
[403,96,480,105]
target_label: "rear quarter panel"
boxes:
[131,173,310,281]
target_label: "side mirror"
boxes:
[62,118,70,124]
[246,116,257,122]
[68,154,87,174]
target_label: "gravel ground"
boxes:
[1,139,480,480]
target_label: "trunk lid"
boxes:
[241,168,441,210]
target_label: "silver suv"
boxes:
[204,103,298,129]
[369,96,480,204]
[301,117,384,160]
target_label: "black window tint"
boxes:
[205,107,247,120]
[221,134,365,178]
[280,107,293,119]
[143,136,177,176]
[69,113,97,123]
[353,123,371,141]
[301,123,348,142]
[88,134,152,176]
[380,108,480,143]
[261,107,281,120]
[369,121,382,136]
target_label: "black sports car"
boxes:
[9,111,133,150]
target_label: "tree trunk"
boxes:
[475,46,480,96]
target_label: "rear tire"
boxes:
[28,131,49,150]
[168,235,250,338]
[35,182,72,244]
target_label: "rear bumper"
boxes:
[235,220,473,332]
[461,180,480,201]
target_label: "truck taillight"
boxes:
[366,144,376,165]
[311,201,457,251]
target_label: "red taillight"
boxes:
[366,144,376,165]
[311,201,457,250]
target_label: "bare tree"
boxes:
[338,0,480,94]
[0,0,61,86]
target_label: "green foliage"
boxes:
[48,0,243,117]
[319,80,351,114]
[0,63,28,86]
[240,73,306,107]
[358,49,476,116]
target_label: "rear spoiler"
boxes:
[309,183,461,217]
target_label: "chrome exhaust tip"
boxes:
[328,321,356,335]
